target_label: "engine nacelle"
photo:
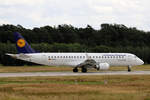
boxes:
[96,63,110,70]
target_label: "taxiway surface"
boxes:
[0,71,150,77]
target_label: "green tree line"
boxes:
[0,24,149,66]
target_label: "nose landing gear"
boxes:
[128,66,131,72]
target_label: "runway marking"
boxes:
[0,71,150,77]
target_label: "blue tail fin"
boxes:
[14,32,36,53]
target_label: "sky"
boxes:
[0,0,150,31]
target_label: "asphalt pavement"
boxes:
[0,71,150,77]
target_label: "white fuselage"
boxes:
[11,53,144,67]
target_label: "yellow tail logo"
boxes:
[17,39,26,48]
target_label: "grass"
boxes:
[0,75,150,100]
[0,65,149,73]
[0,66,72,73]
[0,65,149,100]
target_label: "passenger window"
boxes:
[48,56,51,60]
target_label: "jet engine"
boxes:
[96,63,110,70]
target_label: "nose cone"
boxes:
[137,58,144,65]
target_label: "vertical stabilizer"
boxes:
[14,32,36,53]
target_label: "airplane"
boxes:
[6,32,144,73]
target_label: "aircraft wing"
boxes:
[76,59,97,69]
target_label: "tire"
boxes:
[73,68,78,72]
[81,68,87,73]
[128,66,131,72]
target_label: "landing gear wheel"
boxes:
[81,68,87,73]
[128,66,131,72]
[73,68,78,72]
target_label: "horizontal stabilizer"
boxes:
[5,53,17,59]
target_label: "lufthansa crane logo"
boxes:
[17,39,26,48]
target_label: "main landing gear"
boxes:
[128,66,131,72]
[73,67,78,72]
[73,67,87,73]
[81,67,87,73]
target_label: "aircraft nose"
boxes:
[137,58,144,65]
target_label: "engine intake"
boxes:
[96,63,110,70]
